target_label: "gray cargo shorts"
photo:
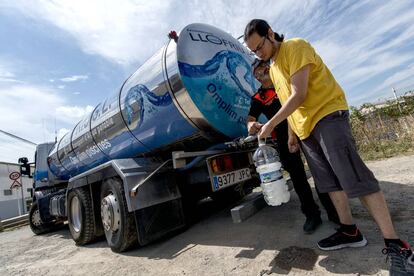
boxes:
[300,110,380,198]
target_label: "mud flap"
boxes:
[134,198,185,246]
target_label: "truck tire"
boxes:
[67,188,95,245]
[29,202,64,235]
[100,178,138,252]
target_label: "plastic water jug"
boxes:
[253,139,290,206]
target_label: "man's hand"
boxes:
[288,134,300,153]
[287,123,300,153]
[247,121,263,135]
[258,121,274,139]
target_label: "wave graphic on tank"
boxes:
[124,84,173,128]
[178,50,257,138]
[121,82,194,153]
[178,50,256,99]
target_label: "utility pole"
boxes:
[392,87,403,114]
[19,174,25,214]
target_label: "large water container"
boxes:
[253,139,290,206]
[47,23,258,180]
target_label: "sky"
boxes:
[0,0,413,162]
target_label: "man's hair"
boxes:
[252,58,268,73]
[244,19,284,42]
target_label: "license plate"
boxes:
[212,168,251,192]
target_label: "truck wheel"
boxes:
[29,202,64,235]
[67,188,95,245]
[100,178,137,252]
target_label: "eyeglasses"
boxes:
[251,36,267,54]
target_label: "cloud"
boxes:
[0,84,93,145]
[57,128,70,140]
[378,63,414,92]
[1,0,413,107]
[60,74,89,82]
[1,0,174,65]
[55,105,94,124]
[278,1,414,106]
[352,63,414,105]
[0,69,14,78]
[0,84,61,162]
[340,52,413,89]
[0,76,22,83]
[0,59,22,83]
[0,58,92,163]
[1,0,299,65]
[57,84,65,89]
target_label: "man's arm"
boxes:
[258,65,310,139]
[287,123,295,137]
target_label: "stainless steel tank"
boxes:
[47,23,258,180]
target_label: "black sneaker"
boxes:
[383,242,414,276]
[408,254,414,275]
[303,216,322,234]
[409,253,414,266]
[317,228,367,251]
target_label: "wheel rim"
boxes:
[32,208,42,227]
[70,196,82,233]
[100,193,121,232]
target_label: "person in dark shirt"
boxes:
[247,58,339,233]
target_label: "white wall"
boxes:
[0,132,36,164]
[0,162,33,219]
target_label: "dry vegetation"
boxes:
[350,94,414,160]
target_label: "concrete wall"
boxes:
[0,199,30,220]
[0,162,33,220]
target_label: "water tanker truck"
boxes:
[25,23,261,252]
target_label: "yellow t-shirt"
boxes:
[269,38,348,140]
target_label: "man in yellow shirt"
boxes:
[244,19,413,274]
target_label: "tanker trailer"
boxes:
[25,23,260,252]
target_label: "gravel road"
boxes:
[1,155,413,276]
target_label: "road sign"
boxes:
[10,182,21,189]
[9,171,22,189]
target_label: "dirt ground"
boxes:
[1,154,413,276]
